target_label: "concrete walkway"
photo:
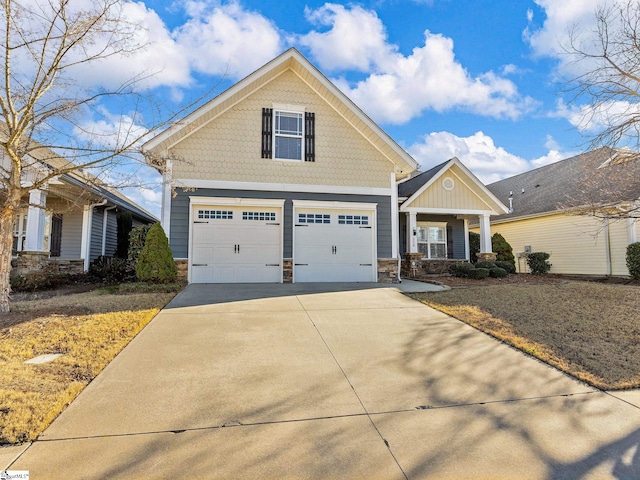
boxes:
[9,283,640,479]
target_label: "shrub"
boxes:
[469,232,480,264]
[468,267,490,280]
[489,267,508,278]
[88,256,134,283]
[10,265,71,292]
[136,223,177,283]
[491,233,516,267]
[526,252,552,275]
[495,260,516,274]
[128,224,152,268]
[626,242,640,280]
[449,262,474,277]
[475,261,496,270]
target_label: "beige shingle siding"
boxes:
[171,70,393,188]
[407,164,498,211]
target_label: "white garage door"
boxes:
[294,206,376,282]
[191,205,282,283]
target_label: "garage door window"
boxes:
[198,210,233,220]
[338,215,368,225]
[298,213,330,224]
[243,211,276,221]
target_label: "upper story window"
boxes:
[262,107,315,162]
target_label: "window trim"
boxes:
[417,222,447,259]
[273,110,304,161]
[262,105,315,162]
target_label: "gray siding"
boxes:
[170,188,393,259]
[59,210,83,259]
[89,208,103,261]
[104,210,118,257]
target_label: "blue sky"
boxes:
[66,0,611,216]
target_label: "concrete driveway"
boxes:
[9,282,640,479]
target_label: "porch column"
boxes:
[24,189,47,252]
[478,214,492,253]
[406,212,418,253]
[463,218,470,261]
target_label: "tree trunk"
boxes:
[0,199,19,314]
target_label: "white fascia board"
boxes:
[189,197,285,207]
[177,178,392,196]
[400,206,501,216]
[292,199,377,210]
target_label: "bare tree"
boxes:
[563,0,640,220]
[0,0,209,313]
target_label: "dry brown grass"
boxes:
[0,290,177,444]
[409,281,640,390]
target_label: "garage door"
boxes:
[191,205,282,283]
[294,205,376,282]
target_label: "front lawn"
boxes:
[0,286,180,445]
[409,281,640,390]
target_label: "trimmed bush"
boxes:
[136,223,177,283]
[495,260,516,274]
[449,262,474,277]
[468,267,490,280]
[489,267,508,278]
[475,261,496,270]
[526,252,552,275]
[89,256,134,283]
[128,224,152,268]
[469,232,480,264]
[491,233,516,267]
[10,264,72,292]
[626,242,640,280]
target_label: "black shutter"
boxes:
[447,225,454,259]
[261,108,273,158]
[305,112,315,162]
[50,214,63,257]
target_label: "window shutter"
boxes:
[305,112,315,162]
[447,225,454,259]
[261,108,273,158]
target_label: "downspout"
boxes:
[604,218,612,277]
[83,199,107,271]
[102,205,117,256]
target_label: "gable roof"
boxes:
[142,48,418,175]
[399,157,509,214]
[487,147,640,222]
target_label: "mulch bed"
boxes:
[413,273,637,288]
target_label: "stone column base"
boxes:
[283,259,293,283]
[477,252,497,262]
[377,258,399,283]
[174,259,188,281]
[13,251,50,276]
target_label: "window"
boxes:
[338,215,369,225]
[243,211,276,221]
[417,223,447,259]
[298,213,330,224]
[262,108,315,161]
[198,210,233,220]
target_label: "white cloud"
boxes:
[552,98,640,134]
[300,4,536,125]
[175,0,282,79]
[73,107,149,150]
[298,4,394,72]
[408,131,571,183]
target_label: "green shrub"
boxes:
[495,260,516,274]
[449,262,474,277]
[136,223,177,283]
[468,267,490,280]
[475,261,496,270]
[88,256,134,283]
[469,232,480,263]
[489,267,508,278]
[526,252,552,275]
[626,242,640,280]
[128,224,152,268]
[491,233,516,267]
[10,264,73,292]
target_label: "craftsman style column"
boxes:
[477,213,497,262]
[24,189,47,252]
[406,212,418,253]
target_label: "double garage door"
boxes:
[189,199,376,283]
